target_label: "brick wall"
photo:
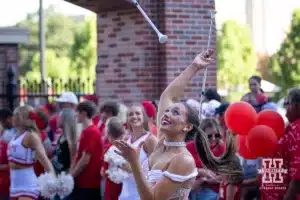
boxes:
[0,44,18,108]
[96,0,216,104]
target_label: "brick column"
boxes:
[96,0,216,104]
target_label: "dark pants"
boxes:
[242,186,260,200]
[70,188,101,200]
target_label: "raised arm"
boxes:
[157,50,213,138]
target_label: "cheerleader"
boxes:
[7,106,55,200]
[114,50,243,200]
[118,104,157,200]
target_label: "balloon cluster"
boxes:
[224,102,285,159]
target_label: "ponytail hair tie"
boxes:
[29,111,47,130]
[29,111,39,121]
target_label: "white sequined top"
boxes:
[143,159,198,200]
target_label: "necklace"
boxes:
[163,140,186,147]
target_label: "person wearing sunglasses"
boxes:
[187,118,226,200]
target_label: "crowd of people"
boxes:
[0,51,299,200]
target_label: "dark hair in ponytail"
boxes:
[182,102,243,184]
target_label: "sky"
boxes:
[0,0,94,27]
[1,0,300,54]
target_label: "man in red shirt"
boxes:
[70,101,103,200]
[96,101,120,149]
[260,88,300,200]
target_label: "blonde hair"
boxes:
[59,109,77,148]
[117,103,128,124]
[126,104,149,132]
[14,105,39,133]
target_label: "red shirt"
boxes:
[0,140,9,196]
[95,119,111,150]
[187,141,225,193]
[75,125,103,188]
[104,144,122,200]
[92,115,101,126]
[260,119,300,200]
[49,114,58,134]
[219,182,240,200]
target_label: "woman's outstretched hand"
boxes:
[192,49,214,70]
[114,140,144,165]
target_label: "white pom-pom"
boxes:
[106,167,129,184]
[104,146,127,167]
[57,172,74,199]
[37,173,58,199]
[104,145,129,184]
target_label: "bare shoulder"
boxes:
[144,134,158,154]
[167,152,196,176]
[145,134,158,146]
[123,134,130,141]
[241,92,251,101]
[24,131,40,141]
[24,131,41,149]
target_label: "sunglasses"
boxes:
[207,133,221,140]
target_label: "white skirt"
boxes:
[10,167,40,199]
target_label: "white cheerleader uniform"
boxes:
[119,132,151,200]
[7,132,40,199]
[147,167,198,200]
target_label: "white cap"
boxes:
[56,92,78,105]
[201,99,221,117]
[186,99,201,111]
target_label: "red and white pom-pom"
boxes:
[57,172,74,198]
[37,173,58,199]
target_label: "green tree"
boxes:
[26,49,71,82]
[16,6,97,94]
[268,9,300,100]
[69,16,97,81]
[217,20,257,101]
[16,5,82,76]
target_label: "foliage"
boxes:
[25,49,70,82]
[217,20,258,101]
[69,16,97,81]
[268,9,300,100]
[16,5,97,92]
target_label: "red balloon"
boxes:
[246,125,278,158]
[257,110,285,139]
[237,135,257,159]
[224,102,257,135]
